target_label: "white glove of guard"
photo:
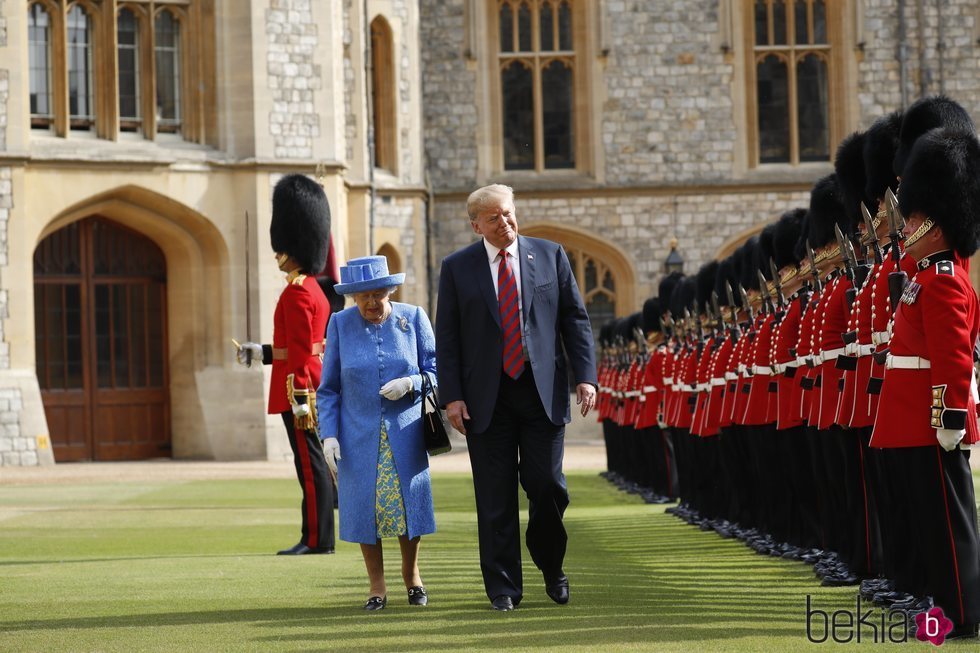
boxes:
[292,402,310,418]
[322,437,341,475]
[236,342,263,367]
[936,428,965,452]
[380,377,413,401]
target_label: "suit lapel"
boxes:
[471,242,502,328]
[518,236,536,321]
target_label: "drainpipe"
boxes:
[897,0,909,108]
[364,0,376,254]
[916,0,930,97]
[935,0,945,93]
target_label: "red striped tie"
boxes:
[498,252,524,379]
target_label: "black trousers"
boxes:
[466,368,569,603]
[280,412,335,550]
[891,446,980,626]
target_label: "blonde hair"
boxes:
[466,184,515,221]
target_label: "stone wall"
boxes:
[374,194,419,281]
[0,388,36,467]
[266,0,321,159]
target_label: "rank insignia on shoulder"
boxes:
[936,261,954,276]
[900,281,921,305]
[396,316,410,332]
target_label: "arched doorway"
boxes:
[376,242,402,301]
[34,217,170,461]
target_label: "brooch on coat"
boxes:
[396,316,410,332]
[900,281,921,305]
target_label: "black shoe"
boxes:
[491,595,515,611]
[947,622,979,640]
[364,595,387,611]
[407,586,428,606]
[277,542,335,555]
[821,572,860,587]
[544,573,570,605]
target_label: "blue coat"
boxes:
[316,302,437,544]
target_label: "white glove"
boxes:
[322,437,341,475]
[936,428,965,452]
[292,402,310,418]
[380,377,413,401]
[236,342,262,367]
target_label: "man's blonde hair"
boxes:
[466,184,515,221]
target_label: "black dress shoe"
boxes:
[277,542,335,555]
[544,573,570,605]
[407,586,428,606]
[491,595,515,611]
[364,595,387,611]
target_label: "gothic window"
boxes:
[26,1,212,143]
[748,0,835,166]
[67,4,95,130]
[29,3,54,127]
[496,0,576,172]
[370,16,397,173]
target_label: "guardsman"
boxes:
[871,127,980,640]
[236,174,336,555]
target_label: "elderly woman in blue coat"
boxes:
[317,255,437,611]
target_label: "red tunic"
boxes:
[816,274,851,430]
[268,273,330,415]
[703,334,734,436]
[872,255,980,448]
[673,345,698,430]
[691,337,716,436]
[722,329,748,427]
[733,316,762,426]
[743,313,776,425]
[773,297,805,430]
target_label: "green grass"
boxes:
[2,472,978,652]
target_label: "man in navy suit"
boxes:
[436,184,598,611]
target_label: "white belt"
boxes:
[796,356,808,367]
[638,395,646,402]
[724,372,737,381]
[845,342,858,356]
[643,385,657,393]
[885,355,931,370]
[710,378,726,387]
[626,390,641,398]
[737,364,747,374]
[695,383,709,392]
[772,363,784,374]
[784,360,800,368]
[663,377,673,385]
[872,331,890,345]
[821,347,846,363]
[752,365,773,375]
[856,344,875,356]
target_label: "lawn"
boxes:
[2,470,978,652]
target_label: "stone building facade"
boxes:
[1,1,979,465]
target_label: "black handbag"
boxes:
[421,372,452,456]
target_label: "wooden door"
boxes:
[35,218,170,461]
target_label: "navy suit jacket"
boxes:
[436,236,598,434]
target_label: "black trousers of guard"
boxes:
[280,412,335,551]
[892,446,980,626]
[466,368,569,604]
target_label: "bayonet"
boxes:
[805,240,823,293]
[884,188,909,313]
[768,258,786,309]
[861,202,883,264]
[835,224,855,283]
[711,290,724,332]
[738,283,755,322]
[757,270,774,314]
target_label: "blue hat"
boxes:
[333,256,406,295]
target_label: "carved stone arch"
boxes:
[714,222,766,260]
[370,14,397,173]
[520,222,635,328]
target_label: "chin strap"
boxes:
[903,218,934,248]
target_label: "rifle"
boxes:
[757,270,775,315]
[724,281,741,341]
[884,188,908,313]
[711,290,724,333]
[738,284,755,323]
[836,224,862,308]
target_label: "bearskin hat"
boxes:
[642,297,662,334]
[893,95,976,177]
[758,222,778,280]
[658,272,684,312]
[696,260,719,314]
[863,111,903,203]
[598,320,615,347]
[834,131,867,232]
[774,208,806,269]
[805,174,845,249]
[738,236,760,290]
[270,174,332,274]
[794,208,812,263]
[670,275,697,318]
[897,128,980,259]
[715,255,740,308]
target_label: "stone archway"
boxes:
[33,186,232,460]
[520,222,636,328]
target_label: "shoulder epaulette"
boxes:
[936,261,954,276]
[290,273,308,285]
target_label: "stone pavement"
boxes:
[0,440,607,485]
